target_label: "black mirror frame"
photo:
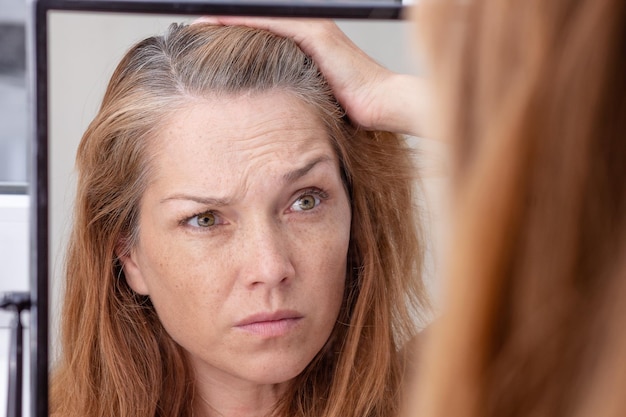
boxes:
[28,1,406,416]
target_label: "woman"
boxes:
[414,1,626,416]
[50,24,429,417]
[217,0,626,415]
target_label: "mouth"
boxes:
[235,310,304,337]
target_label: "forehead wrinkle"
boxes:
[216,123,325,155]
[215,121,330,174]
[218,147,336,207]
[150,92,336,207]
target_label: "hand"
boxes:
[195,17,428,136]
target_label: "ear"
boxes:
[117,245,150,296]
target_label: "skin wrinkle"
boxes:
[159,95,329,208]
[160,155,334,208]
[119,91,351,417]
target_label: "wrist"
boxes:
[381,74,429,137]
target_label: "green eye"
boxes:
[190,211,216,227]
[293,194,320,211]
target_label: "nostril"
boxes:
[241,224,295,287]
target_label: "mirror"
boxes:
[34,1,444,416]
[47,12,419,350]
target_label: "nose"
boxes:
[239,218,296,288]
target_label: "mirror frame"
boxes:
[28,1,406,416]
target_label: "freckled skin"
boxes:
[120,92,351,415]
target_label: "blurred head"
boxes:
[53,24,427,417]
[413,1,626,416]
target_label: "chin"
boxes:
[243,354,313,386]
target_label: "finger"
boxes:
[191,16,337,48]
[191,16,222,25]
[195,15,319,34]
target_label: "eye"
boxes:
[187,211,217,228]
[291,192,321,212]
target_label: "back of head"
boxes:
[53,23,426,417]
[414,0,626,416]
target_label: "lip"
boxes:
[234,310,304,337]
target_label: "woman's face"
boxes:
[120,91,351,391]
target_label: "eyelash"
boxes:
[181,210,223,230]
[290,188,329,213]
[180,187,330,231]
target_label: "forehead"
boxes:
[149,91,338,184]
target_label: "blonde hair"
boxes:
[414,0,626,416]
[51,24,428,417]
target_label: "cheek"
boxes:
[313,225,350,282]
[135,240,236,355]
[295,201,351,303]
[134,225,232,319]
[313,213,351,343]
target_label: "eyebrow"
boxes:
[282,155,333,183]
[161,154,334,205]
[160,194,231,206]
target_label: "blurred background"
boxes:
[0,0,27,184]
[1,0,30,415]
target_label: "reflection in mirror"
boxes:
[48,11,421,349]
[47,11,446,417]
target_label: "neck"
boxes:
[192,372,288,417]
